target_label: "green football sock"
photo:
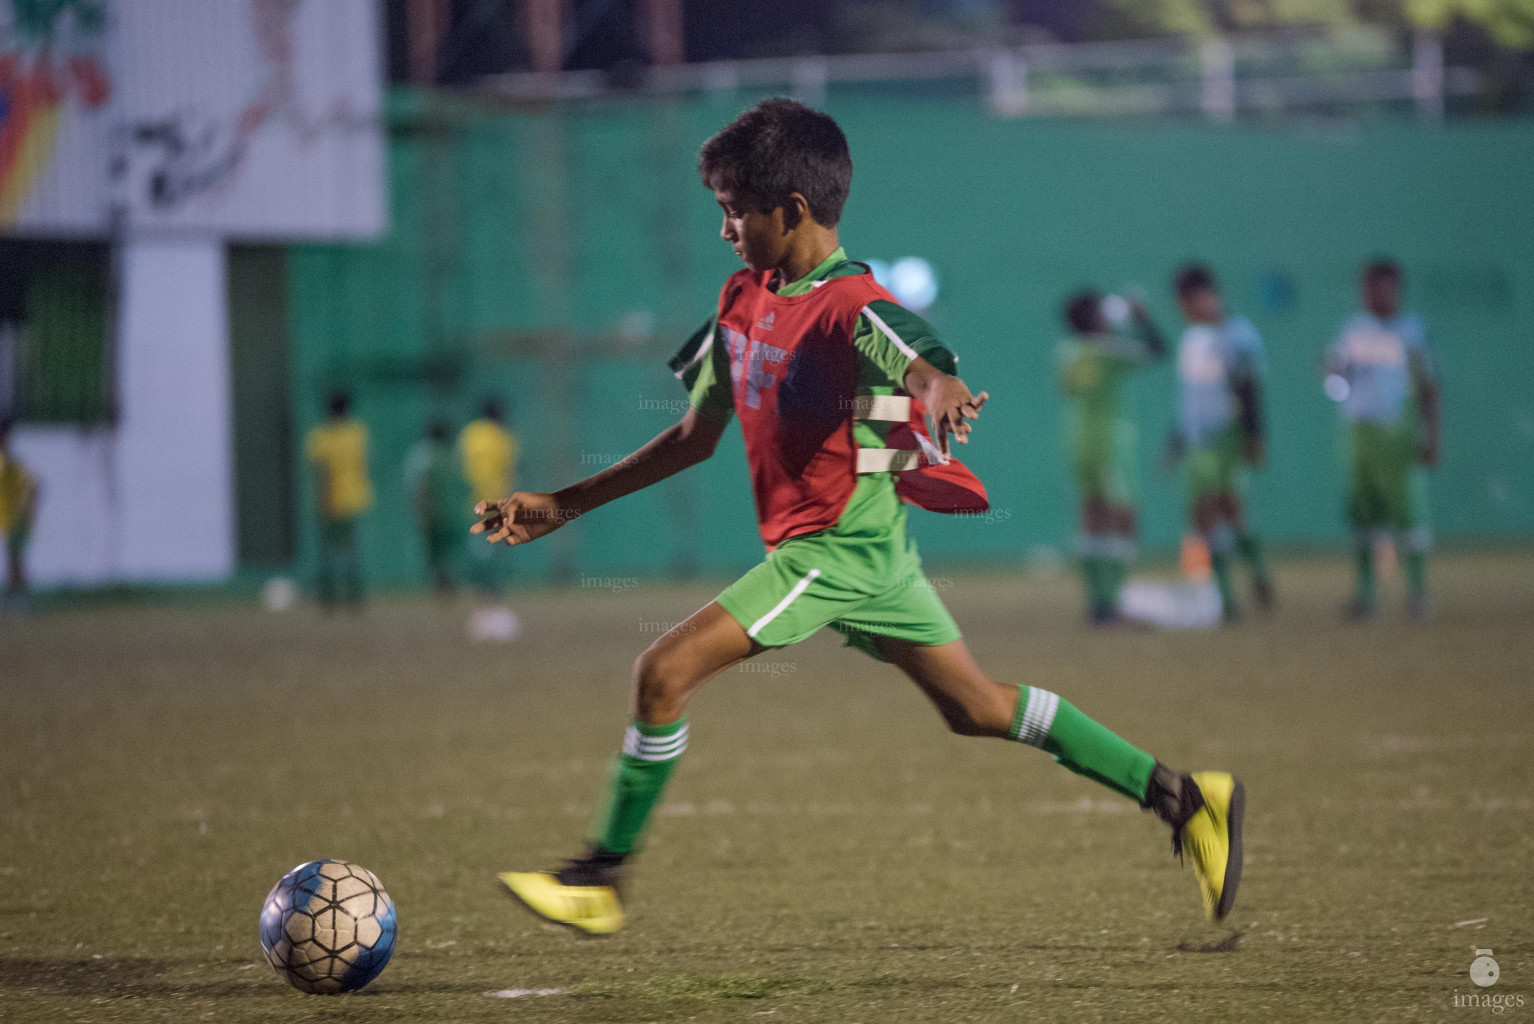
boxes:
[1106,556,1128,601]
[1354,539,1377,604]
[1236,531,1269,584]
[1403,548,1427,600]
[1010,686,1156,803]
[1078,554,1100,607]
[590,717,688,854]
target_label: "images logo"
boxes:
[1471,950,1500,989]
[1453,949,1524,1013]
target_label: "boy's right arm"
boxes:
[472,408,726,547]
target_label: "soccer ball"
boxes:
[259,860,397,994]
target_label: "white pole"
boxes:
[1413,30,1445,123]
[987,49,1027,116]
[792,56,829,107]
[1200,37,1236,122]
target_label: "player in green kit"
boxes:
[404,420,462,595]
[1057,290,1167,624]
[475,100,1244,934]
[1326,259,1440,620]
[1172,265,1274,622]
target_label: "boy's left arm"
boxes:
[1126,299,1168,360]
[1230,321,1266,467]
[856,301,987,455]
[904,358,988,456]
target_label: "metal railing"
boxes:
[476,28,1478,122]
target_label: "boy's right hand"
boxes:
[472,492,575,546]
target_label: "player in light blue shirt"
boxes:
[1325,259,1440,620]
[1172,264,1273,621]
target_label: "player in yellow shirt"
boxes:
[304,392,372,610]
[0,418,39,602]
[460,399,518,509]
[458,399,520,640]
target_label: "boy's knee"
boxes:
[632,647,688,717]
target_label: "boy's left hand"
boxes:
[919,375,988,456]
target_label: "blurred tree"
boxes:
[1082,0,1534,48]
[1406,0,1534,47]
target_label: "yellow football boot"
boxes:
[1176,771,1245,920]
[498,856,625,936]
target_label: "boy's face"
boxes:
[1363,274,1400,318]
[715,189,790,272]
[1177,287,1222,324]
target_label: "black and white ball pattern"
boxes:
[259,860,396,994]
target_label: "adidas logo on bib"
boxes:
[756,311,775,332]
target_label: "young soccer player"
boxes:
[1057,290,1167,624]
[304,391,372,610]
[1172,264,1273,622]
[1326,259,1440,621]
[476,100,1244,934]
[405,420,461,596]
[0,418,39,602]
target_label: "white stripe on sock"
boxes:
[747,568,822,639]
[622,724,689,761]
[1015,688,1060,747]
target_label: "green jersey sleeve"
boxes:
[668,317,734,423]
[857,299,958,382]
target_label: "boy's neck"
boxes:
[773,228,841,288]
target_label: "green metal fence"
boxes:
[282,91,1534,588]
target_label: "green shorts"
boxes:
[1183,426,1245,505]
[1069,422,1135,506]
[1348,422,1418,532]
[715,477,961,662]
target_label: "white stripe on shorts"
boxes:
[747,568,822,639]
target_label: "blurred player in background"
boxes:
[0,418,39,604]
[459,399,520,640]
[404,419,461,596]
[1057,289,1166,624]
[1326,259,1440,621]
[304,391,372,611]
[477,99,1243,936]
[1172,264,1274,623]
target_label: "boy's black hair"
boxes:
[1063,290,1103,334]
[327,390,351,417]
[481,398,505,422]
[698,98,853,227]
[1174,263,1218,299]
[1362,258,1402,283]
[427,419,450,443]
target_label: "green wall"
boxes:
[230,245,295,567]
[285,91,1534,588]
